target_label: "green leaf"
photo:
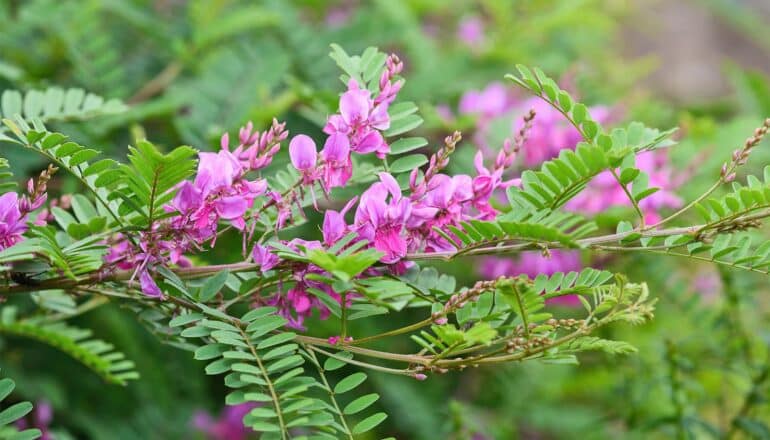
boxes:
[334,372,367,394]
[343,393,380,415]
[0,402,33,426]
[256,332,296,350]
[389,154,428,174]
[8,429,43,440]
[389,137,428,154]
[352,412,387,434]
[199,270,230,302]
[384,114,423,137]
[324,352,353,371]
[0,379,14,402]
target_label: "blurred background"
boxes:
[1,0,770,438]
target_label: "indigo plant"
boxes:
[0,41,768,439]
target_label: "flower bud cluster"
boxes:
[721,118,770,182]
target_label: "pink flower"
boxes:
[0,192,27,250]
[515,98,611,167]
[104,234,136,271]
[565,150,681,223]
[15,400,53,440]
[355,173,411,263]
[480,251,583,306]
[252,243,280,272]
[321,132,353,189]
[289,135,318,172]
[195,150,243,194]
[327,336,353,345]
[407,174,471,252]
[459,83,512,119]
[172,149,267,233]
[262,240,343,330]
[139,269,163,298]
[193,402,258,440]
[322,197,358,247]
[324,81,391,158]
[318,55,403,190]
[470,151,519,218]
[457,16,485,48]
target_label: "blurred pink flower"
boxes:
[458,82,513,119]
[457,16,485,48]
[515,97,611,167]
[193,403,258,440]
[15,400,53,440]
[565,150,682,223]
[480,250,583,306]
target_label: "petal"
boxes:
[289,134,317,171]
[473,150,487,175]
[339,89,371,124]
[321,132,351,161]
[215,196,248,219]
[352,130,384,154]
[378,172,401,200]
[369,103,391,130]
[173,181,202,212]
[139,270,163,297]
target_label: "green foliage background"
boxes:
[1,0,769,438]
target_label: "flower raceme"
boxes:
[0,54,680,329]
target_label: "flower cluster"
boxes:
[0,165,56,250]
[252,240,343,330]
[1,55,682,328]
[0,192,27,251]
[290,55,405,192]
[457,82,611,164]
[455,81,681,303]
[105,124,280,297]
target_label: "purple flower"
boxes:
[193,402,258,440]
[15,400,53,440]
[171,149,267,233]
[321,132,353,189]
[323,81,391,159]
[515,98,612,167]
[322,197,357,247]
[480,251,583,306]
[457,16,485,48]
[252,243,280,272]
[458,82,513,120]
[138,266,163,298]
[355,173,412,263]
[0,192,27,250]
[289,135,318,172]
[565,150,681,223]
